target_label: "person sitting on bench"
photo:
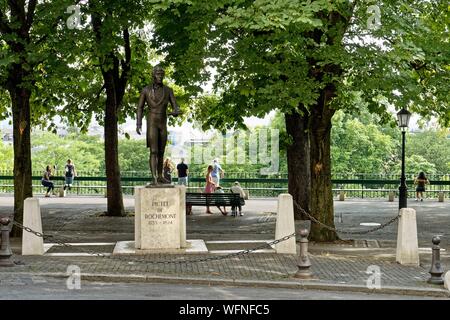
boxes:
[214,186,228,216]
[230,181,245,216]
[42,165,55,197]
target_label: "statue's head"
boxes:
[152,65,165,85]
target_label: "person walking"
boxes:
[204,165,216,214]
[176,158,189,186]
[211,158,224,186]
[63,159,77,191]
[414,171,430,202]
[230,181,246,216]
[42,165,55,197]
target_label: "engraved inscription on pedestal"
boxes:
[135,186,185,250]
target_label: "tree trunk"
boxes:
[9,86,33,237]
[1,0,38,236]
[103,71,125,217]
[308,88,338,242]
[285,110,310,220]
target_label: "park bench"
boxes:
[185,192,245,216]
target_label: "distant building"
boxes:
[1,127,13,144]
[2,133,13,144]
[188,138,210,147]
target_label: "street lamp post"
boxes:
[397,108,412,210]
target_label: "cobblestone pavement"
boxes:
[0,196,449,296]
[1,196,449,248]
[0,252,442,292]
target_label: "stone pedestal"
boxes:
[339,191,345,201]
[438,192,445,202]
[275,194,296,254]
[59,186,66,198]
[135,185,186,250]
[396,208,419,266]
[22,198,44,255]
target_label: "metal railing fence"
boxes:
[0,170,448,198]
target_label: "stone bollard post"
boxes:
[438,192,444,203]
[428,236,444,285]
[396,208,419,266]
[22,198,44,255]
[0,217,14,267]
[339,191,345,201]
[294,227,313,279]
[275,194,296,254]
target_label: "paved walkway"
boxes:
[1,251,447,297]
[1,196,449,246]
[1,280,444,300]
[0,196,449,297]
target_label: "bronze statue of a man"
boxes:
[136,65,181,185]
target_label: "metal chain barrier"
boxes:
[293,200,400,235]
[12,200,399,264]
[12,221,105,257]
[11,220,296,264]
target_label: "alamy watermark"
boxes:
[366,2,381,30]
[169,128,280,175]
[65,3,151,41]
[66,5,82,30]
[366,265,381,289]
[66,265,81,290]
[65,2,382,32]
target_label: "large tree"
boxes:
[151,0,449,241]
[38,0,157,216]
[17,0,190,218]
[0,0,74,235]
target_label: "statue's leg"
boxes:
[149,125,159,184]
[157,126,169,183]
[150,152,158,184]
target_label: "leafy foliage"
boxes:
[31,131,104,173]
[0,138,13,170]
[271,109,449,175]
[331,111,396,174]
[151,0,449,129]
[1,121,447,176]
[407,129,450,173]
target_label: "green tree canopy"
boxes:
[331,111,396,174]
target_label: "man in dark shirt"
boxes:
[177,158,189,186]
